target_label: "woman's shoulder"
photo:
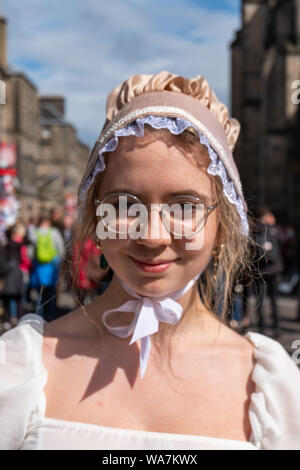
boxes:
[243,330,300,449]
[43,304,102,342]
[241,329,300,396]
[0,309,93,387]
[0,313,45,361]
[211,318,256,369]
[220,325,300,449]
[0,313,47,383]
[0,313,47,450]
[244,330,300,375]
[42,304,105,366]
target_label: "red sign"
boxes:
[0,142,16,169]
[0,168,17,176]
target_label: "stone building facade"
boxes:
[231,0,300,233]
[39,96,88,213]
[0,15,89,221]
[4,71,40,216]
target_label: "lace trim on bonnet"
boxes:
[80,115,249,236]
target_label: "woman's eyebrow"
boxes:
[103,188,211,202]
[165,190,211,202]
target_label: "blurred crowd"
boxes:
[0,207,108,331]
[0,204,300,337]
[231,205,300,338]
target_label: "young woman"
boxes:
[1,72,300,450]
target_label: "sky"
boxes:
[1,0,241,148]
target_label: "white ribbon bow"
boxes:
[102,274,200,379]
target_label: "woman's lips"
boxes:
[130,257,177,273]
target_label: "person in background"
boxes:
[50,207,65,237]
[231,272,252,330]
[253,205,283,338]
[54,212,75,302]
[0,236,9,328]
[237,238,258,331]
[62,213,74,246]
[29,213,65,322]
[277,221,296,279]
[24,216,39,309]
[26,216,39,243]
[14,221,33,314]
[69,237,107,306]
[0,222,26,329]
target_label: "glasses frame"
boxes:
[94,192,219,237]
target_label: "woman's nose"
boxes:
[136,205,172,246]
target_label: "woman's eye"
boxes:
[174,202,197,210]
[112,202,135,210]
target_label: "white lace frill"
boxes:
[80,116,249,235]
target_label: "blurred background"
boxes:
[0,0,299,359]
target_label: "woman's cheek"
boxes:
[177,234,213,271]
[101,238,129,263]
[176,228,206,254]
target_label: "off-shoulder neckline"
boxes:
[19,313,262,449]
[39,415,257,449]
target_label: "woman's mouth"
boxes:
[129,257,178,273]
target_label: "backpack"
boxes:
[36,229,57,263]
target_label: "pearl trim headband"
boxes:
[97,106,242,194]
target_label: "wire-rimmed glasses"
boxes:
[94,192,219,239]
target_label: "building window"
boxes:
[41,128,52,140]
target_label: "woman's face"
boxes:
[96,131,220,297]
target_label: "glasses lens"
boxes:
[98,194,143,234]
[163,198,206,237]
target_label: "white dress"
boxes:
[1,313,300,450]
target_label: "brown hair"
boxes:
[64,125,259,323]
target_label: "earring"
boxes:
[95,238,102,252]
[95,238,109,270]
[212,243,224,282]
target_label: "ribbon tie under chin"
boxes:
[102,275,199,379]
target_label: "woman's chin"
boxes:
[126,274,183,298]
